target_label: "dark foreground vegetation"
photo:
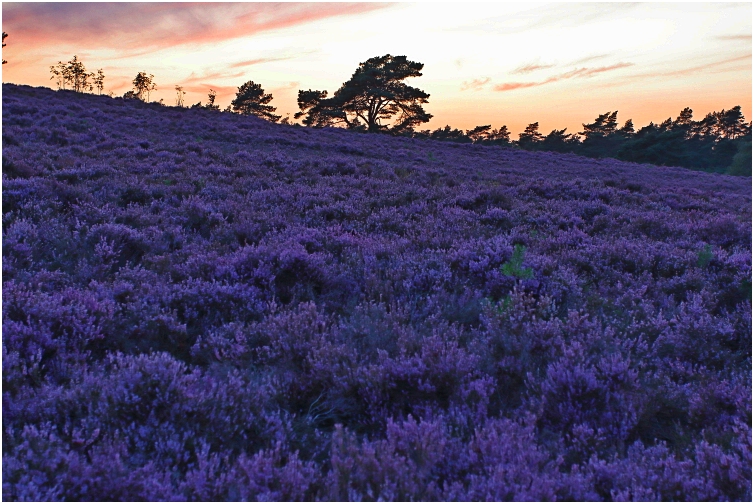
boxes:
[2,84,751,500]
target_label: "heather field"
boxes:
[2,84,752,501]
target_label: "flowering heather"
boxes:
[2,84,751,501]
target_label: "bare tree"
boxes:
[133,72,156,101]
[67,55,90,92]
[93,69,105,95]
[175,85,186,107]
[50,61,68,90]
[205,89,220,111]
[49,55,95,92]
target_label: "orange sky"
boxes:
[2,2,751,137]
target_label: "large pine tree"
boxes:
[297,54,432,133]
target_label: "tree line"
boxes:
[31,49,754,176]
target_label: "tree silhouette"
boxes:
[426,125,470,143]
[50,62,68,90]
[464,125,513,146]
[133,72,156,101]
[541,128,579,153]
[580,111,618,140]
[49,56,95,92]
[2,32,7,64]
[486,126,511,145]
[618,119,635,136]
[300,54,432,133]
[518,122,544,146]
[466,125,491,143]
[295,89,335,127]
[674,107,693,129]
[69,56,91,92]
[231,81,280,122]
[93,69,105,95]
[175,85,186,107]
[205,89,220,111]
[717,106,749,139]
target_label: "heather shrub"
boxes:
[2,84,750,500]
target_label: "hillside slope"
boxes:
[3,84,752,500]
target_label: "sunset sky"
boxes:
[2,2,751,136]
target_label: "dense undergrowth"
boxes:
[2,84,752,500]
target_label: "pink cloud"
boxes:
[493,82,541,92]
[512,63,555,74]
[2,3,389,54]
[460,77,491,91]
[229,56,295,69]
[494,62,634,92]
[179,70,247,87]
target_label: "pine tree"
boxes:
[466,125,491,143]
[299,54,432,133]
[231,81,280,122]
[518,122,544,145]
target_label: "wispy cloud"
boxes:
[460,77,491,91]
[715,34,752,41]
[493,82,541,92]
[179,70,247,88]
[568,54,611,66]
[512,63,555,75]
[627,54,751,80]
[271,81,301,94]
[184,84,239,97]
[2,3,389,54]
[450,3,638,35]
[494,62,634,92]
[229,56,295,69]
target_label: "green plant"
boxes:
[501,244,534,279]
[696,244,713,268]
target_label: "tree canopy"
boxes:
[294,90,333,127]
[231,81,280,122]
[48,56,104,94]
[132,72,156,101]
[518,122,544,145]
[297,54,432,134]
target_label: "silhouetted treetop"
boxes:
[2,32,7,65]
[175,85,186,107]
[518,122,544,145]
[618,119,635,136]
[231,81,280,122]
[295,89,334,127]
[132,72,156,101]
[298,54,432,134]
[580,111,618,140]
[204,89,220,111]
[466,125,491,143]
